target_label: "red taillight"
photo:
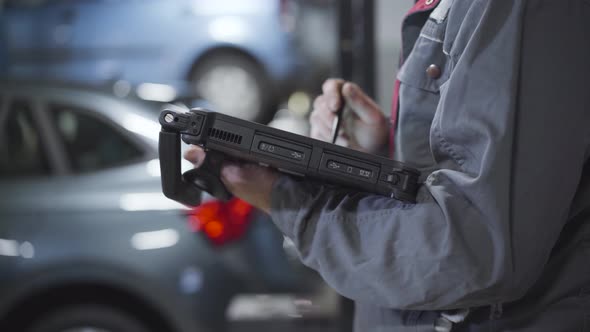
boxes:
[188,198,254,246]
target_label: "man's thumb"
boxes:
[341,82,382,125]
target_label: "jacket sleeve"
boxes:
[269,0,590,310]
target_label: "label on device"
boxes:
[252,134,311,166]
[259,142,305,161]
[326,160,372,178]
[319,152,379,184]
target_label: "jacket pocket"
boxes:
[397,19,452,93]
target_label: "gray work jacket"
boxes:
[270,0,590,331]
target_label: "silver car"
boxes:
[0,81,338,332]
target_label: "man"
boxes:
[186,0,590,330]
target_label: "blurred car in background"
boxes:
[0,80,339,332]
[0,0,319,123]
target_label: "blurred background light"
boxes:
[179,266,204,294]
[131,229,180,251]
[0,239,19,257]
[19,241,35,259]
[146,159,161,177]
[113,80,132,98]
[208,16,248,42]
[227,294,299,320]
[136,83,177,102]
[287,91,311,116]
[268,108,309,136]
[0,239,34,259]
[120,113,160,142]
[120,192,187,211]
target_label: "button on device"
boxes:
[426,64,442,79]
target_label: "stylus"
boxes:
[331,100,347,144]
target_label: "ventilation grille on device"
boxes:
[208,127,243,144]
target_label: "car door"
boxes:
[0,96,65,177]
[0,95,67,250]
[0,88,179,262]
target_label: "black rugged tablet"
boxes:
[158,108,420,206]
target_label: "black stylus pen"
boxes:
[330,97,347,144]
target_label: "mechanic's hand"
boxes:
[184,146,279,214]
[310,79,389,154]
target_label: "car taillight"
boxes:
[188,198,253,246]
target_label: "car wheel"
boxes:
[191,53,274,123]
[26,304,152,332]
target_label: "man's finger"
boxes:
[310,98,336,128]
[184,145,206,167]
[334,133,350,147]
[220,162,243,184]
[342,82,383,125]
[310,127,332,142]
[220,162,265,187]
[309,114,333,136]
[321,78,346,112]
[312,95,333,118]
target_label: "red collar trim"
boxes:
[407,0,441,16]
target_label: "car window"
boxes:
[0,101,51,178]
[49,105,144,173]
